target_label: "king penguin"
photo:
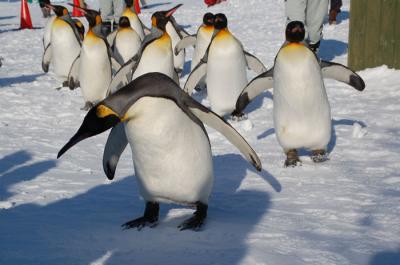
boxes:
[113,16,142,64]
[121,0,146,40]
[184,13,267,117]
[58,72,262,231]
[175,13,215,74]
[68,6,121,110]
[108,5,182,93]
[233,21,366,166]
[41,4,82,87]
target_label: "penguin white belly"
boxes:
[132,38,174,80]
[43,16,56,48]
[128,15,145,41]
[207,35,247,116]
[273,45,331,150]
[51,19,81,79]
[124,97,213,204]
[191,27,213,71]
[79,38,111,104]
[115,29,141,63]
[166,22,184,71]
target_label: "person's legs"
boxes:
[113,0,126,19]
[99,0,114,20]
[305,0,328,48]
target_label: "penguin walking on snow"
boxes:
[233,21,365,167]
[184,13,267,117]
[58,72,262,231]
[42,4,82,88]
[113,16,142,65]
[67,6,121,110]
[108,5,182,93]
[175,12,215,88]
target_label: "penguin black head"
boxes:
[203,12,215,26]
[214,13,227,30]
[119,16,131,28]
[285,21,305,43]
[46,4,68,17]
[125,0,134,8]
[57,104,121,159]
[39,0,50,8]
[151,4,182,31]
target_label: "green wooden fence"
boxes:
[348,0,400,70]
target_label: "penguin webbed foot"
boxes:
[284,149,302,167]
[178,202,207,231]
[122,202,159,231]
[122,216,158,231]
[310,149,329,163]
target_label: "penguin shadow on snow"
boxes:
[256,118,367,155]
[0,154,277,265]
[368,248,400,265]
[0,73,46,87]
[0,150,57,201]
[105,153,276,265]
[327,118,367,153]
[318,39,348,61]
[0,16,16,21]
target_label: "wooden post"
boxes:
[348,0,400,70]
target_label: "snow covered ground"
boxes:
[0,0,399,264]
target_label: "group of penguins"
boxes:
[41,1,366,231]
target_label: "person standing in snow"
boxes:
[285,0,328,53]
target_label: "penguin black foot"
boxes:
[178,202,207,231]
[81,102,94,111]
[284,149,301,167]
[122,202,159,231]
[62,81,69,87]
[230,111,247,121]
[310,149,329,163]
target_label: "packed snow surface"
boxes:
[0,0,399,264]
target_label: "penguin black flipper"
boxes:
[169,15,190,38]
[320,60,365,91]
[42,43,52,73]
[185,97,262,171]
[183,60,207,95]
[175,35,197,55]
[235,68,274,114]
[103,123,128,180]
[67,55,80,89]
[244,51,267,75]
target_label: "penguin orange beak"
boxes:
[57,104,121,159]
[165,4,183,17]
